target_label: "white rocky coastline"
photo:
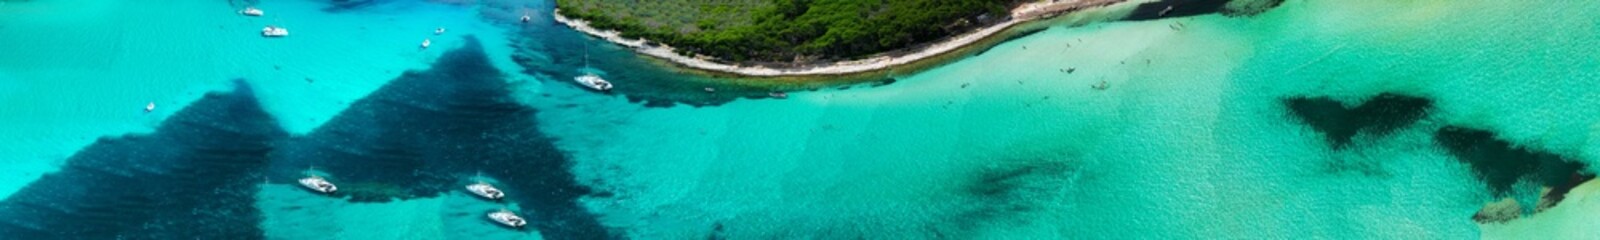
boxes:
[552,0,1129,77]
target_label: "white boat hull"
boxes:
[489,211,526,228]
[574,74,612,91]
[298,177,337,193]
[466,183,505,200]
[262,27,288,37]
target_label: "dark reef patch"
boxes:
[270,36,610,238]
[1124,0,1232,21]
[1434,127,1589,198]
[322,0,386,12]
[0,80,285,239]
[1124,0,1284,21]
[509,25,883,108]
[1285,93,1432,149]
[949,161,1077,236]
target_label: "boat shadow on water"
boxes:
[0,36,610,239]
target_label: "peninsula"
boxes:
[554,0,1126,77]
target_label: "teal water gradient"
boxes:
[1,0,1598,239]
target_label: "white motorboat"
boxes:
[434,27,446,35]
[240,7,264,16]
[421,39,431,49]
[144,102,155,112]
[298,175,337,194]
[261,26,288,37]
[488,209,527,228]
[768,91,788,99]
[574,74,612,91]
[466,181,505,200]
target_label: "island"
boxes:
[554,0,1127,77]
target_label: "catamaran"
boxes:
[488,209,527,228]
[466,181,505,200]
[262,26,288,37]
[240,7,264,16]
[574,46,613,91]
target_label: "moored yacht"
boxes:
[575,46,613,91]
[298,172,337,194]
[240,7,264,16]
[144,102,155,112]
[421,39,431,49]
[488,209,527,228]
[768,91,788,99]
[262,26,288,37]
[435,27,446,35]
[466,181,505,200]
[574,74,612,91]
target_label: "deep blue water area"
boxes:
[268,36,608,238]
[0,80,284,239]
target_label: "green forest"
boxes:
[557,0,1015,62]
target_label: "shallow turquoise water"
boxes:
[2,0,1598,239]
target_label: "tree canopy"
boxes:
[558,0,1013,62]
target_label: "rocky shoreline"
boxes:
[552,0,1128,77]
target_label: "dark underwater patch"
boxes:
[510,25,880,108]
[269,36,610,238]
[949,161,1077,236]
[1285,93,1432,149]
[322,0,386,12]
[1434,126,1589,198]
[0,80,285,239]
[1124,0,1284,21]
[1124,0,1232,21]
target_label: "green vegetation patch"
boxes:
[558,0,1014,62]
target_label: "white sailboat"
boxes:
[574,46,613,91]
[466,180,505,200]
[240,6,264,16]
[297,167,337,194]
[488,209,527,228]
[261,26,288,37]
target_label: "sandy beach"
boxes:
[553,0,1128,77]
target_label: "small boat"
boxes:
[261,26,288,37]
[298,175,337,194]
[421,39,431,49]
[144,102,155,112]
[240,7,264,16]
[574,46,612,91]
[488,209,527,228]
[1159,6,1175,17]
[574,73,613,91]
[434,27,446,35]
[520,15,531,23]
[703,87,716,93]
[768,91,788,99]
[465,181,505,200]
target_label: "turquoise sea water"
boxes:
[2,0,1599,239]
